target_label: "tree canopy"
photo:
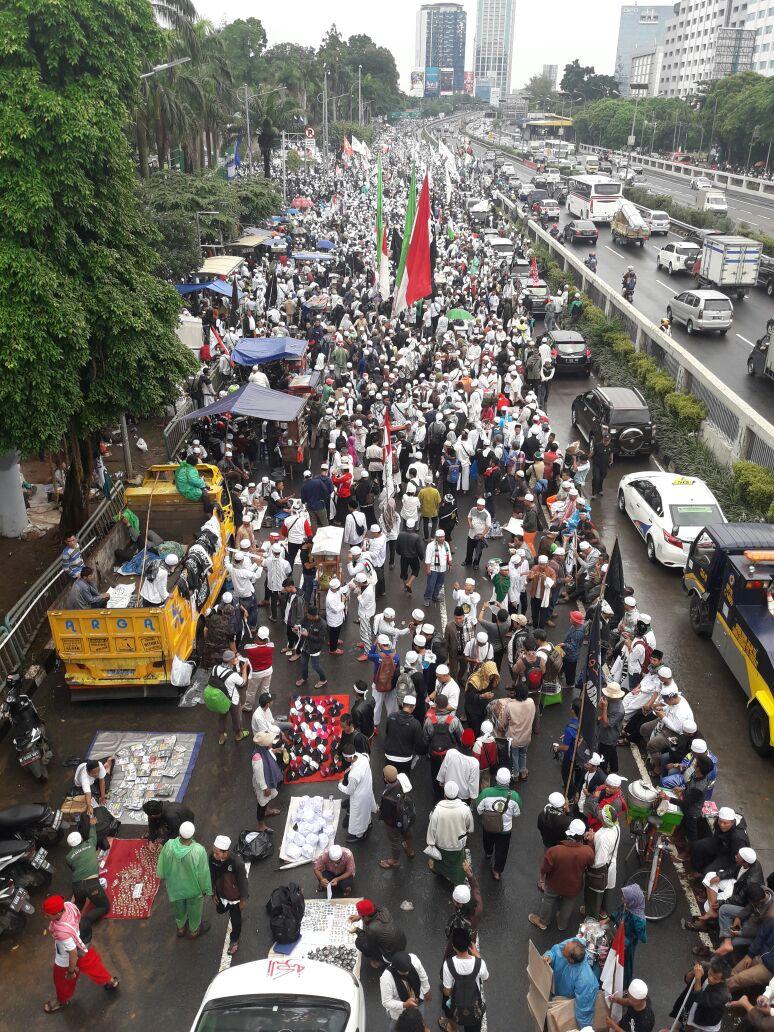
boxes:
[0,0,195,525]
[561,59,620,101]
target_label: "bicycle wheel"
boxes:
[625,867,678,921]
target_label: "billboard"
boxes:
[424,67,440,97]
[439,67,454,96]
[463,71,475,96]
[410,68,425,98]
[489,87,501,108]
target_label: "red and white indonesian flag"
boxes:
[601,921,626,1020]
[392,172,432,317]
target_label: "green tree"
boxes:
[216,17,267,89]
[524,73,557,107]
[0,0,196,531]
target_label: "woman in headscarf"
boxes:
[610,884,648,987]
[583,804,621,920]
[251,731,283,832]
[464,661,500,737]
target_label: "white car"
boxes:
[656,241,701,275]
[189,958,367,1031]
[690,175,712,190]
[617,472,727,567]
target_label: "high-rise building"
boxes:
[629,45,665,95]
[614,4,674,94]
[657,0,756,97]
[744,0,774,75]
[542,64,558,90]
[474,0,516,100]
[415,3,467,92]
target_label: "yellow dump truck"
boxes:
[49,464,234,701]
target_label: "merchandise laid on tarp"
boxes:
[100,839,161,919]
[284,694,350,783]
[230,337,308,367]
[311,526,344,588]
[278,795,342,864]
[87,730,203,824]
[268,898,362,976]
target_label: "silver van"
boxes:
[640,207,671,235]
[666,289,734,336]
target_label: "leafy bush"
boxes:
[733,461,774,512]
[665,393,706,432]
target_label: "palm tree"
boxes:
[253,92,303,178]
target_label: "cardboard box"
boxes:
[546,991,608,1032]
[61,794,87,816]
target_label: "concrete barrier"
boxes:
[493,190,774,470]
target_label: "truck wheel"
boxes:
[689,595,710,637]
[638,239,644,247]
[666,263,673,275]
[748,702,772,758]
[748,357,756,375]
[719,328,728,336]
[767,280,773,297]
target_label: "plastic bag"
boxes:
[237,829,274,862]
[135,437,148,452]
[424,844,442,861]
[171,655,195,688]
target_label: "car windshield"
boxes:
[525,285,548,296]
[677,245,699,255]
[669,503,723,527]
[609,407,649,425]
[559,341,586,354]
[703,299,733,312]
[491,242,513,253]
[595,184,621,196]
[194,1001,350,1032]
[576,222,595,230]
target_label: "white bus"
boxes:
[567,175,623,223]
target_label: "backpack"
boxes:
[428,712,455,758]
[633,636,654,670]
[481,795,508,834]
[476,739,499,773]
[395,669,416,705]
[144,558,162,582]
[266,882,305,945]
[447,956,486,1025]
[373,652,396,694]
[395,790,416,832]
[448,461,461,485]
[203,665,233,714]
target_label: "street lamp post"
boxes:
[650,121,658,153]
[140,56,191,79]
[323,67,329,159]
[237,84,253,173]
[358,65,363,125]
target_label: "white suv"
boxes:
[656,241,700,275]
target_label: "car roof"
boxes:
[685,289,731,300]
[597,386,647,407]
[200,958,358,1008]
[702,523,774,550]
[525,279,548,288]
[550,330,585,342]
[624,472,717,496]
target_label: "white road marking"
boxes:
[737,335,754,348]
[218,860,251,973]
[656,280,677,294]
[605,245,627,260]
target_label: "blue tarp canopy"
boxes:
[178,383,306,423]
[231,337,307,366]
[316,239,335,251]
[293,251,336,262]
[175,280,243,299]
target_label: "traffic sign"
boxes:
[305,127,315,139]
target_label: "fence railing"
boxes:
[0,484,126,679]
[578,143,774,200]
[163,365,229,460]
[494,191,774,471]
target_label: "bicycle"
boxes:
[624,813,678,921]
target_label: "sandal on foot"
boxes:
[44,1001,69,1013]
[227,943,239,956]
[528,914,547,930]
[378,859,400,869]
[104,977,120,992]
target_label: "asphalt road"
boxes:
[463,134,774,427]
[636,166,774,237]
[1,379,772,1031]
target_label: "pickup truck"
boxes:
[683,523,774,755]
[49,464,234,701]
[756,253,774,298]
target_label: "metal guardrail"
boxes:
[494,191,774,471]
[163,364,229,460]
[0,483,126,679]
[578,143,774,200]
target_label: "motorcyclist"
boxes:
[622,266,637,296]
[660,317,672,337]
[549,223,560,239]
[584,252,598,272]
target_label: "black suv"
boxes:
[756,254,774,298]
[571,386,655,456]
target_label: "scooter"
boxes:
[623,285,635,303]
[0,803,65,847]
[0,838,53,893]
[1,674,53,782]
[0,876,34,938]
[584,254,598,273]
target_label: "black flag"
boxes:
[579,604,602,752]
[604,538,627,625]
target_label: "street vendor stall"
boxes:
[311,526,344,591]
[230,337,308,367]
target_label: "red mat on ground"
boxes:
[284,694,350,784]
[100,838,161,919]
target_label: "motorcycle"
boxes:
[0,837,53,893]
[623,286,635,303]
[0,803,65,848]
[0,877,34,938]
[584,254,598,273]
[1,674,53,781]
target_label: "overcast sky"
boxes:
[195,0,632,91]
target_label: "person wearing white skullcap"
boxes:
[210,834,248,954]
[690,804,751,878]
[372,606,411,651]
[426,778,474,886]
[65,820,111,936]
[606,978,653,1029]
[313,842,356,897]
[157,820,212,939]
[139,551,179,607]
[338,741,377,844]
[529,815,594,935]
[472,720,499,790]
[538,793,573,849]
[323,576,349,655]
[452,577,481,627]
[526,551,557,629]
[465,497,492,567]
[463,628,495,670]
[432,663,462,717]
[475,767,522,880]
[640,666,693,766]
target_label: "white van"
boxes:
[640,207,671,235]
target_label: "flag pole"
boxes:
[563,561,611,800]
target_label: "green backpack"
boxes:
[203,666,233,714]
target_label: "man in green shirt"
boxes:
[65,818,110,939]
[474,768,522,882]
[156,821,213,939]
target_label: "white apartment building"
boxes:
[657,0,756,96]
[745,0,774,72]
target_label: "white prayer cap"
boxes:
[213,835,231,851]
[179,821,195,839]
[444,781,459,799]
